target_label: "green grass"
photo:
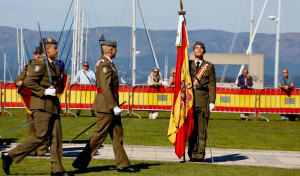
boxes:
[0,158,300,176]
[0,109,300,151]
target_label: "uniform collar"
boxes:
[104,55,113,63]
[194,59,204,65]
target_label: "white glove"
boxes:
[44,88,56,96]
[209,103,215,112]
[113,106,122,116]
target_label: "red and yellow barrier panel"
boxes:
[1,81,299,122]
[214,87,257,114]
[258,88,300,114]
[66,84,130,117]
[131,85,174,111]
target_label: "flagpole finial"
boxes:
[178,0,186,15]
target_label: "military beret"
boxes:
[40,37,57,45]
[101,40,117,47]
[193,41,206,53]
[33,47,41,54]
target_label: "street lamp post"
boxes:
[269,0,281,88]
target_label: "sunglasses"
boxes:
[83,65,89,67]
[153,71,159,73]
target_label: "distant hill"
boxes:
[0,26,299,87]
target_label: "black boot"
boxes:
[1,152,12,175]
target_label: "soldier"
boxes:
[188,41,216,162]
[72,40,140,173]
[1,38,73,176]
[14,47,48,156]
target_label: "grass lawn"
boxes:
[0,158,299,176]
[0,109,299,151]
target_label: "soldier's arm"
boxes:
[209,64,216,104]
[23,61,46,97]
[14,65,28,86]
[98,62,118,109]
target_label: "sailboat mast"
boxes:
[4,53,6,83]
[274,0,281,88]
[85,18,89,62]
[249,0,254,54]
[79,8,84,67]
[132,0,136,86]
[17,25,20,76]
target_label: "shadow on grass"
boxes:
[205,154,249,163]
[62,145,104,158]
[73,163,161,174]
[64,140,89,144]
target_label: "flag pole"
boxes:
[179,0,186,163]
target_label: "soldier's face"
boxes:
[111,47,117,58]
[46,44,59,59]
[33,53,41,60]
[193,45,204,58]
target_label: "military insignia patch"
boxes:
[35,66,41,72]
[47,38,52,42]
[103,67,108,74]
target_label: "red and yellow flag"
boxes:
[168,15,194,159]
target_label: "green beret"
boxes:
[40,37,57,45]
[33,47,41,54]
[101,40,117,47]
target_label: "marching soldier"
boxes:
[1,38,73,176]
[188,41,216,162]
[14,47,48,156]
[72,40,140,173]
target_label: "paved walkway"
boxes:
[1,144,300,169]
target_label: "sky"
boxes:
[0,0,300,34]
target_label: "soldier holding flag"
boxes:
[188,41,216,162]
[168,0,216,163]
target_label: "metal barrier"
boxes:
[258,88,300,122]
[214,87,258,121]
[131,85,175,118]
[67,84,131,117]
[58,88,68,116]
[0,83,2,115]
[67,84,97,117]
[3,82,25,116]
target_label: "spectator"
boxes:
[168,68,176,86]
[147,68,162,119]
[73,62,96,117]
[74,62,96,84]
[278,69,294,121]
[278,68,294,91]
[237,68,253,120]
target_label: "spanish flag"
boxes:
[168,15,194,159]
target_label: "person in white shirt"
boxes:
[74,62,96,84]
[147,68,162,119]
[73,62,96,117]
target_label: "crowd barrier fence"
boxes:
[213,87,258,121]
[3,82,25,116]
[0,84,2,115]
[131,85,175,118]
[258,88,300,122]
[67,84,131,117]
[1,82,299,122]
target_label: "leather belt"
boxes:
[97,87,118,93]
[193,85,209,92]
